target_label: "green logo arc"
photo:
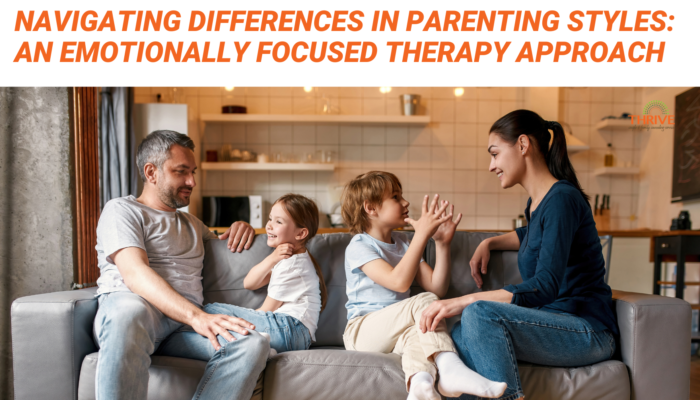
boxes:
[643,100,668,115]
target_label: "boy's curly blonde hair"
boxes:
[341,171,403,235]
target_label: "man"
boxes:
[93,130,268,400]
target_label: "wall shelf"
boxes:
[593,167,640,176]
[567,144,589,153]
[202,162,335,171]
[200,114,431,125]
[596,118,674,131]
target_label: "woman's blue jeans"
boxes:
[201,303,312,353]
[450,301,616,400]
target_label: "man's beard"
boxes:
[157,180,191,209]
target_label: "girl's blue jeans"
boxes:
[202,302,313,354]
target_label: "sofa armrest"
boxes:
[11,287,99,400]
[612,290,690,400]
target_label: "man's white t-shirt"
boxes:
[95,195,217,306]
[267,251,322,341]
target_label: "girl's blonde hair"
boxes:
[273,194,328,312]
[340,171,402,235]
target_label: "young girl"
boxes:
[204,193,327,355]
[341,171,506,400]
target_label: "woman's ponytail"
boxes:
[490,110,589,203]
[546,121,589,202]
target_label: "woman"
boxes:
[419,109,618,400]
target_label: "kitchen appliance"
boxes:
[222,105,247,113]
[671,210,692,231]
[399,94,420,115]
[203,196,263,228]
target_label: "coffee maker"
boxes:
[671,210,692,231]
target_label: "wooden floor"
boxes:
[692,355,700,399]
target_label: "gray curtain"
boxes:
[100,87,137,207]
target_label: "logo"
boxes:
[630,100,675,129]
[643,100,669,115]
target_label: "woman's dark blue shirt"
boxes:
[503,180,618,335]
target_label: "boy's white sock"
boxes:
[435,352,507,399]
[407,371,440,400]
[258,332,277,358]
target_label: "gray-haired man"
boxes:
[93,130,268,399]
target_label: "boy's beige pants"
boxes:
[342,292,456,390]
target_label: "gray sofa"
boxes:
[12,232,691,400]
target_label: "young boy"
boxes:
[341,171,506,400]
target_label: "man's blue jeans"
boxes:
[450,301,616,400]
[202,303,312,353]
[93,292,269,400]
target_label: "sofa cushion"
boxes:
[263,349,630,400]
[263,348,406,400]
[77,349,630,400]
[519,360,630,400]
[77,352,265,400]
[78,352,206,400]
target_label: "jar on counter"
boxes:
[513,214,527,229]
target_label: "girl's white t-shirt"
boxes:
[267,251,322,341]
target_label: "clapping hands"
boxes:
[432,200,463,245]
[404,194,461,243]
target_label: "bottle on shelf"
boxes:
[604,143,615,167]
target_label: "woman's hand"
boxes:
[470,240,491,289]
[405,194,452,240]
[432,202,463,245]
[419,296,470,333]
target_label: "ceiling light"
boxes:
[304,86,313,93]
[380,86,392,94]
[454,88,465,97]
[224,86,234,91]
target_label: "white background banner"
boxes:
[1,0,698,86]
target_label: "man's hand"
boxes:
[419,296,470,333]
[432,202,463,245]
[404,194,453,240]
[219,221,255,253]
[191,311,256,351]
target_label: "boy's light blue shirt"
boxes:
[344,232,423,320]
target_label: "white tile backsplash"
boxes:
[432,123,455,146]
[316,125,339,144]
[141,87,642,224]
[455,123,478,146]
[408,145,431,170]
[385,146,409,170]
[455,100,478,123]
[292,124,316,144]
[361,146,385,170]
[431,146,454,170]
[362,126,386,145]
[430,170,454,192]
[386,127,409,145]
